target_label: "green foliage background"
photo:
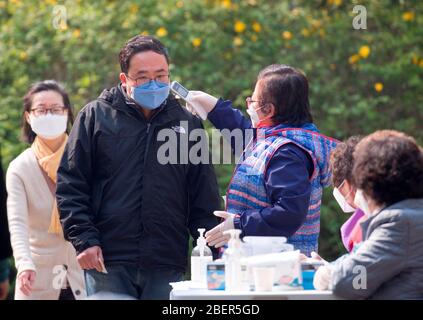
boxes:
[1,0,422,259]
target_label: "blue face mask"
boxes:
[130,80,170,110]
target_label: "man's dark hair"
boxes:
[119,35,169,74]
[22,80,74,144]
[353,130,423,206]
[257,64,313,126]
[330,135,363,188]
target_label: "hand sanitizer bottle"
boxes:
[222,229,249,291]
[191,228,213,287]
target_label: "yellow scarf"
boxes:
[31,134,68,235]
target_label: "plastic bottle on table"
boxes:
[191,228,213,287]
[222,229,249,291]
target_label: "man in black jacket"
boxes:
[56,35,221,299]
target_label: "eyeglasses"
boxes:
[30,106,67,117]
[246,97,268,109]
[126,73,170,86]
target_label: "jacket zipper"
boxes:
[141,99,177,168]
[143,122,154,168]
[143,109,164,168]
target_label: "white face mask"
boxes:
[246,106,260,128]
[29,114,68,139]
[353,189,371,216]
[333,187,355,213]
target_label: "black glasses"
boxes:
[246,97,268,109]
[30,106,66,117]
[126,74,170,86]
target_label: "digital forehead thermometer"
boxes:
[170,81,208,120]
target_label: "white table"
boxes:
[170,287,341,300]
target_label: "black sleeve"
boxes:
[0,153,12,260]
[187,119,221,258]
[56,106,101,254]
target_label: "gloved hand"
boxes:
[185,91,218,118]
[310,251,329,264]
[313,265,333,290]
[300,251,329,264]
[205,211,236,248]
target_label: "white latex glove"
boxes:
[313,265,333,290]
[185,91,218,119]
[310,251,323,260]
[300,251,328,263]
[205,211,236,248]
[310,251,329,264]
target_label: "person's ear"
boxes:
[262,103,276,118]
[25,111,31,125]
[119,73,127,87]
[344,180,357,206]
[268,103,276,118]
[120,72,132,96]
[344,180,356,194]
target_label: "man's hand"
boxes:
[185,91,218,118]
[17,270,36,296]
[0,279,10,300]
[205,211,236,248]
[77,245,104,272]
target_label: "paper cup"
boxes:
[253,267,275,292]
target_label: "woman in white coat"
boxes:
[6,80,85,300]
